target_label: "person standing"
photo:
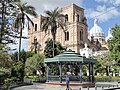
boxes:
[66,75,70,90]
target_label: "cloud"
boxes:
[10,0,83,52]
[86,5,120,22]
[23,0,83,15]
[95,0,120,6]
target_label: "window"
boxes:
[65,31,69,41]
[77,14,79,22]
[35,24,37,31]
[80,31,83,41]
[65,14,68,22]
[92,48,95,52]
[67,32,69,40]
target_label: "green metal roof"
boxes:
[44,50,97,63]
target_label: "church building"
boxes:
[28,3,111,57]
[28,3,88,53]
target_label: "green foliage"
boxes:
[108,24,120,66]
[24,75,46,83]
[0,51,12,68]
[2,78,13,89]
[13,0,37,61]
[0,44,12,68]
[92,53,114,76]
[0,0,19,45]
[41,8,66,56]
[32,77,46,83]
[11,50,35,82]
[44,39,65,58]
[0,68,11,85]
[11,50,34,62]
[24,75,39,79]
[25,53,45,75]
[95,76,120,82]
[11,61,24,81]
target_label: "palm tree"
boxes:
[14,1,37,61]
[41,7,66,57]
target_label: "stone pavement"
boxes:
[12,82,119,90]
[12,83,96,90]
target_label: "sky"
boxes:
[10,0,120,52]
[23,0,120,36]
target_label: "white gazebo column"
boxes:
[46,63,49,82]
[91,64,94,83]
[88,63,91,82]
[58,62,62,83]
[80,63,83,83]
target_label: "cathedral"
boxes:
[28,3,112,57]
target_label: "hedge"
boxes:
[95,76,120,82]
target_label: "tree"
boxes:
[13,1,37,61]
[25,54,45,76]
[108,24,120,66]
[44,39,65,58]
[11,50,34,82]
[0,49,12,68]
[0,0,20,47]
[0,43,12,88]
[92,53,113,76]
[11,61,24,81]
[11,50,34,62]
[41,7,66,57]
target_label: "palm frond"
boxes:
[25,5,36,10]
[45,10,52,17]
[13,14,22,30]
[41,17,50,33]
[22,13,25,28]
[53,7,59,14]
[12,0,21,2]
[26,14,34,27]
[24,6,37,17]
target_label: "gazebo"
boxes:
[44,50,97,84]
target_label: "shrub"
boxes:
[24,75,46,83]
[24,75,39,79]
[2,78,13,89]
[95,75,120,82]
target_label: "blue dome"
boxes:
[90,18,104,37]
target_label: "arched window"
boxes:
[80,31,83,40]
[35,24,37,31]
[77,14,79,22]
[65,31,69,41]
[65,14,68,22]
[67,31,69,40]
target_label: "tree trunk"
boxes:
[18,26,22,61]
[0,1,5,43]
[52,25,57,57]
[106,66,109,76]
[53,38,55,57]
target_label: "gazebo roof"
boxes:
[44,50,97,63]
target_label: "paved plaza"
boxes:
[12,82,120,90]
[12,84,95,90]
